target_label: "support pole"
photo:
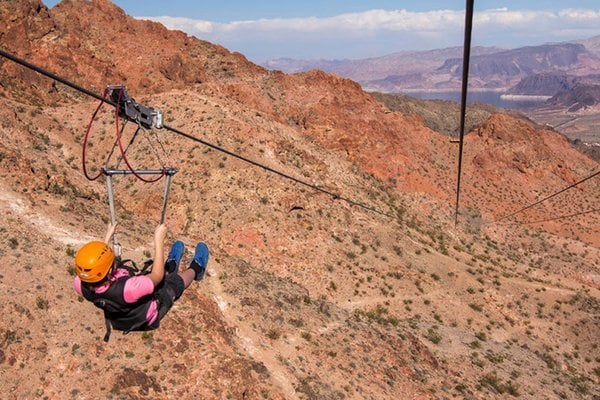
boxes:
[105,173,121,257]
[160,172,174,224]
[454,0,475,227]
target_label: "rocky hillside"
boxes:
[439,44,587,85]
[1,1,599,399]
[371,92,507,137]
[546,84,600,112]
[507,73,578,96]
[513,72,600,152]
[578,35,600,57]
[506,73,600,98]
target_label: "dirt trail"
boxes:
[0,184,94,246]
[205,263,299,399]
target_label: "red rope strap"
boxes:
[82,87,165,183]
[81,87,108,181]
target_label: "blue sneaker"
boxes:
[189,242,209,281]
[166,240,185,273]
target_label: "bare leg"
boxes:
[179,268,195,289]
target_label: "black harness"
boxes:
[81,260,155,342]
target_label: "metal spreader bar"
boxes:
[103,168,176,175]
[104,167,177,256]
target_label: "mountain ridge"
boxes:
[264,38,600,94]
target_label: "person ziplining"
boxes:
[72,84,210,341]
[74,224,209,342]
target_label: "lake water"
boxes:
[403,90,549,110]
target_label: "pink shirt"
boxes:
[73,268,159,324]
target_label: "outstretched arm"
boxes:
[148,224,167,286]
[104,223,117,244]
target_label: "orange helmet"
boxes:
[75,241,115,283]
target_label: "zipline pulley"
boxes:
[105,84,163,130]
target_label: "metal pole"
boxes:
[105,174,121,257]
[454,0,475,226]
[160,173,174,224]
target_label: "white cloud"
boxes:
[141,8,600,60]
[147,16,214,33]
[475,8,556,26]
[560,9,600,18]
[147,9,465,34]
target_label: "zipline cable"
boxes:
[497,207,600,226]
[493,169,600,223]
[454,0,475,226]
[0,48,115,106]
[162,123,396,219]
[0,48,397,220]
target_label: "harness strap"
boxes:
[103,314,112,342]
[102,311,150,342]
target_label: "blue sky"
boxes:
[42,1,600,62]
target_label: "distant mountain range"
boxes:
[263,36,600,97]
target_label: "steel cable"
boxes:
[0,48,397,220]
